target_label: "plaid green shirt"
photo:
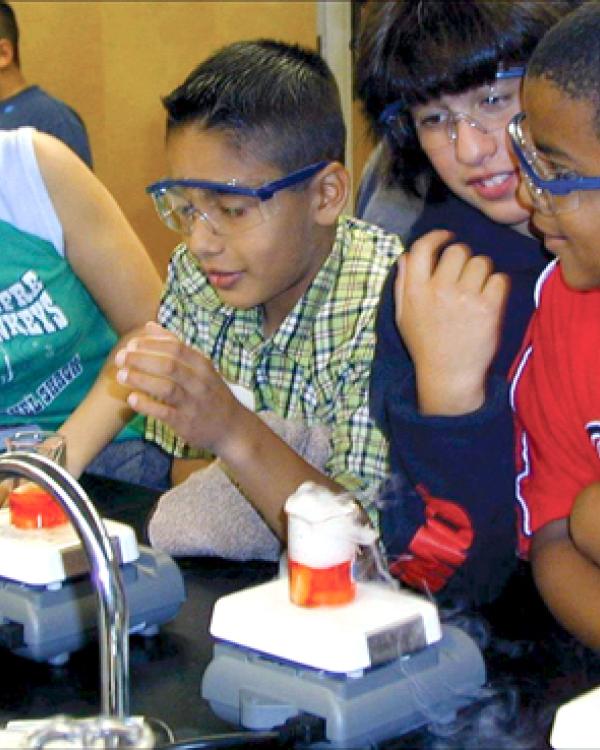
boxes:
[147,216,403,511]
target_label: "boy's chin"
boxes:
[558,259,600,291]
[213,290,256,310]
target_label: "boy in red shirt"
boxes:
[509,3,600,650]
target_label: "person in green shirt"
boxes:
[0,127,168,491]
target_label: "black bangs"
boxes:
[383,7,528,108]
[358,0,575,119]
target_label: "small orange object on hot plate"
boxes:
[8,481,69,529]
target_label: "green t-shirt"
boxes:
[0,219,142,438]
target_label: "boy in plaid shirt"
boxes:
[114,40,401,542]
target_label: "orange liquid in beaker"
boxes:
[288,559,355,607]
[9,481,69,529]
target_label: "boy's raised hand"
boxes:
[114,321,244,454]
[395,229,510,416]
[114,322,342,539]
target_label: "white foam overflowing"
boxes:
[285,482,378,569]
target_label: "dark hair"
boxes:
[527,2,600,137]
[163,39,345,174]
[0,1,19,66]
[355,0,580,197]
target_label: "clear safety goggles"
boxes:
[146,160,328,236]
[508,112,600,215]
[380,67,523,151]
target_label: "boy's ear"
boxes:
[0,38,15,70]
[311,162,350,226]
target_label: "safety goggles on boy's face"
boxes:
[146,160,328,237]
[380,67,524,151]
[508,112,600,216]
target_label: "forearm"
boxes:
[59,360,134,479]
[415,363,487,415]
[532,529,600,651]
[59,329,147,478]
[382,372,513,497]
[218,409,343,540]
[171,456,214,485]
[378,373,516,602]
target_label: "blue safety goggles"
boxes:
[509,112,600,196]
[379,66,525,127]
[146,161,329,236]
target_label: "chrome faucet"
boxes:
[0,451,129,718]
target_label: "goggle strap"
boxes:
[146,160,328,202]
[253,160,328,199]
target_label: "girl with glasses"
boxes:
[354,0,579,608]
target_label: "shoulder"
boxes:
[24,86,76,117]
[412,194,546,272]
[533,260,561,309]
[31,128,76,165]
[0,127,63,251]
[30,129,89,202]
[533,262,600,343]
[311,217,401,355]
[355,144,424,241]
[334,216,402,311]
[0,126,36,169]
[516,261,600,382]
[337,215,403,270]
[14,88,92,167]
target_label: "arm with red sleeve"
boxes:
[511,266,600,648]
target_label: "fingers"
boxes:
[127,389,175,421]
[120,367,185,408]
[115,328,182,365]
[117,344,187,381]
[144,321,177,339]
[481,270,511,311]
[408,231,480,291]
[408,229,502,296]
[115,327,209,411]
[434,242,474,283]
[408,229,456,284]
[456,253,495,292]
[115,328,203,383]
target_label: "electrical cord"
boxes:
[155,712,327,750]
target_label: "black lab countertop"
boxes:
[0,474,596,750]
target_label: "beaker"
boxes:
[285,482,362,607]
[4,430,69,527]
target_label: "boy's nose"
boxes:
[187,218,226,259]
[453,119,497,165]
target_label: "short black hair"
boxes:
[355,0,580,196]
[0,1,19,66]
[527,2,600,137]
[163,39,346,174]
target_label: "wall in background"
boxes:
[13,1,318,274]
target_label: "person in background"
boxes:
[355,0,578,606]
[0,1,92,168]
[0,126,169,491]
[113,39,402,544]
[510,2,600,651]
